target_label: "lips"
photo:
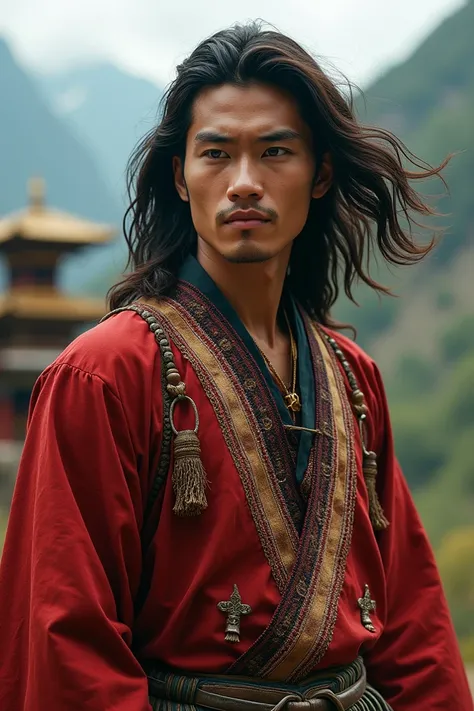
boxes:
[224,210,271,224]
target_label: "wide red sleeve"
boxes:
[364,362,473,710]
[0,362,152,711]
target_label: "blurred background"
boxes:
[0,0,473,687]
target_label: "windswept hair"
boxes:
[108,21,448,324]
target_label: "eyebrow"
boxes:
[193,128,303,144]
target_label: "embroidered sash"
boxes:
[144,283,358,682]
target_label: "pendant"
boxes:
[357,584,376,633]
[217,584,252,643]
[284,392,302,412]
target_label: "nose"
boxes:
[226,158,264,202]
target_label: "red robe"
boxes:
[0,274,471,710]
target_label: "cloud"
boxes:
[0,0,466,87]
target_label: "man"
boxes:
[0,22,471,711]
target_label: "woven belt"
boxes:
[147,661,367,711]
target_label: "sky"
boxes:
[0,0,466,88]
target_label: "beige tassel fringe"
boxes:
[363,449,389,531]
[172,429,208,516]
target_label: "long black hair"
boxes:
[108,21,447,324]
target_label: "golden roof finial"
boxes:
[28,176,46,210]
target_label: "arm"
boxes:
[364,364,473,710]
[0,362,152,711]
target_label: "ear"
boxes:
[312,152,333,199]
[173,156,189,202]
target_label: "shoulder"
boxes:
[43,310,161,397]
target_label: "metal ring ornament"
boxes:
[169,395,200,436]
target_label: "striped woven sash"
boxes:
[146,658,392,711]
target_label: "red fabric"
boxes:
[0,313,471,710]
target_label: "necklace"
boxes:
[258,311,302,417]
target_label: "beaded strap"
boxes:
[324,334,389,531]
[100,305,175,517]
[101,303,209,521]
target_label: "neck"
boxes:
[196,240,291,348]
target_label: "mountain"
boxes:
[359,0,474,265]
[337,0,474,355]
[36,63,164,291]
[0,39,119,224]
[345,2,474,650]
[37,64,162,207]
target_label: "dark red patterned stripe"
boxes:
[227,316,339,679]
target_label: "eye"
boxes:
[203,149,228,159]
[263,147,291,157]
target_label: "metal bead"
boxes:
[166,371,181,385]
[150,322,160,332]
[166,361,176,371]
[163,351,174,362]
[159,338,169,348]
[141,311,151,319]
[167,382,186,397]
[351,389,365,405]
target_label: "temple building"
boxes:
[0,178,115,480]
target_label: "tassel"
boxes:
[172,428,208,516]
[126,308,209,518]
[324,336,390,533]
[363,449,389,531]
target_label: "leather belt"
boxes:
[148,664,367,711]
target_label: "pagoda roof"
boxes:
[0,287,106,322]
[0,178,115,246]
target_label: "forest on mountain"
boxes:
[0,0,473,658]
[344,0,474,656]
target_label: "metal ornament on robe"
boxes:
[358,584,376,633]
[217,584,252,643]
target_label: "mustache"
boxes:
[216,205,278,223]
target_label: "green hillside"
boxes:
[338,0,474,339]
[350,1,474,654]
[361,0,474,264]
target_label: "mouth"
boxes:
[224,210,272,230]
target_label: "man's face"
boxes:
[173,82,331,265]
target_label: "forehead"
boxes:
[189,82,310,138]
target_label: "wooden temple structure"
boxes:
[0,178,114,476]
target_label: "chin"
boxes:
[223,244,275,264]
